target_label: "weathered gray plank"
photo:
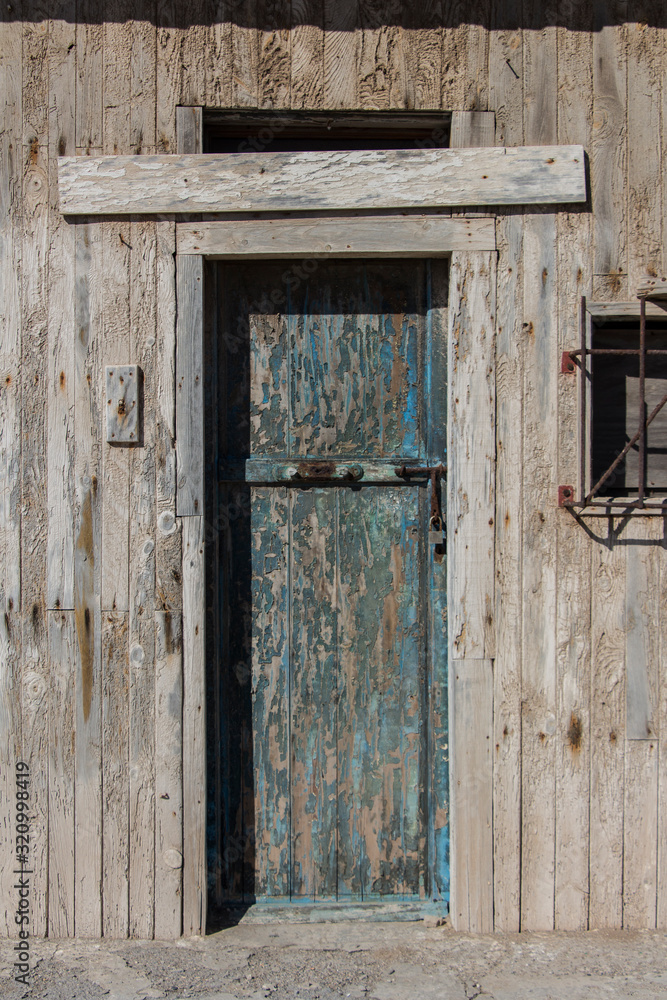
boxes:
[57,146,587,216]
[48,611,76,937]
[592,5,627,300]
[448,660,494,932]
[102,611,130,938]
[182,515,206,935]
[447,251,496,660]
[155,610,183,937]
[489,18,523,931]
[176,216,496,257]
[231,0,259,107]
[47,7,76,612]
[450,111,495,149]
[623,739,659,929]
[358,2,405,110]
[259,0,290,109]
[75,1,103,153]
[636,277,667,299]
[74,218,103,937]
[587,300,667,319]
[128,617,155,938]
[176,106,203,157]
[175,254,204,516]
[0,8,23,938]
[589,533,626,929]
[554,2,593,933]
[21,36,50,936]
[400,1,442,110]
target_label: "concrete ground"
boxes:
[2,920,667,1000]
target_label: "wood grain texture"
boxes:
[592,3,628,300]
[449,660,493,932]
[102,611,129,938]
[323,0,358,108]
[447,251,496,660]
[155,611,183,937]
[177,216,496,257]
[176,254,204,516]
[74,219,103,937]
[659,532,667,929]
[21,28,50,936]
[589,533,626,929]
[554,2,593,932]
[182,515,206,935]
[48,611,76,937]
[291,1,324,109]
[57,146,588,216]
[489,26,523,926]
[0,7,23,939]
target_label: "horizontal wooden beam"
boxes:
[587,301,667,319]
[176,215,496,257]
[636,277,667,300]
[58,145,586,216]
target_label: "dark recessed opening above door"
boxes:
[204,110,451,154]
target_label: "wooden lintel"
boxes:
[58,145,586,216]
[176,215,496,257]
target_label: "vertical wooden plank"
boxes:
[447,250,496,661]
[0,4,22,940]
[623,521,659,929]
[400,1,442,110]
[488,6,523,934]
[48,611,75,937]
[182,515,206,934]
[176,106,203,156]
[206,3,233,111]
[554,3,593,933]
[447,116,496,931]
[74,218,103,938]
[337,487,424,900]
[259,0,291,109]
[232,0,260,107]
[129,221,158,938]
[659,533,667,929]
[130,17,157,155]
[449,660,493,931]
[520,3,558,932]
[292,1,325,109]
[358,1,406,109]
[323,0,359,108]
[155,610,183,938]
[290,490,337,899]
[589,532,626,929]
[102,611,130,937]
[21,12,50,938]
[621,4,662,930]
[176,255,204,517]
[251,488,290,898]
[75,0,103,153]
[592,1,628,300]
[47,5,76,612]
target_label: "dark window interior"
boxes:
[592,320,667,494]
[204,110,451,154]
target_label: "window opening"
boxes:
[560,293,667,513]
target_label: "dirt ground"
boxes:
[2,920,667,1000]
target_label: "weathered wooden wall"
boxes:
[1,1,667,936]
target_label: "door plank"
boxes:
[290,489,338,898]
[251,487,290,898]
[337,487,423,899]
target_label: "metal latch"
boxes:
[395,464,447,548]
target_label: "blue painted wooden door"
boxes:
[212,260,448,906]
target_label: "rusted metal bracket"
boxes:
[560,351,577,374]
[395,464,447,544]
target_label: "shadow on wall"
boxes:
[7,1,667,30]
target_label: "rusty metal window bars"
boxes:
[560,293,667,514]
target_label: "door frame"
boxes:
[175,107,497,935]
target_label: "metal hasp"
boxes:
[106,365,140,444]
[395,463,447,545]
[559,294,667,513]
